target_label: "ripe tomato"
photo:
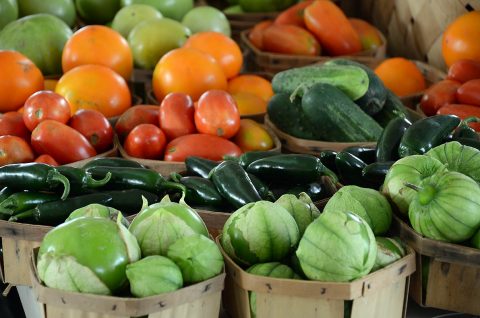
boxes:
[0,112,30,140]
[159,93,196,141]
[262,24,321,56]
[248,20,273,50]
[233,119,274,152]
[34,154,59,166]
[114,105,160,141]
[69,109,114,153]
[0,135,35,166]
[437,104,480,131]
[124,124,166,159]
[23,90,71,131]
[194,90,240,139]
[31,120,97,164]
[420,80,461,116]
[274,1,313,27]
[164,133,242,162]
[447,59,480,83]
[456,79,480,107]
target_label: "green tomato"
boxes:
[224,5,243,14]
[18,0,76,26]
[111,4,163,38]
[471,229,480,249]
[0,0,18,31]
[121,0,193,21]
[75,0,120,24]
[181,6,231,37]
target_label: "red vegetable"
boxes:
[447,59,480,83]
[437,104,480,131]
[420,80,461,116]
[159,92,196,141]
[456,79,480,107]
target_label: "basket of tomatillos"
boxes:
[265,58,423,153]
[218,184,415,318]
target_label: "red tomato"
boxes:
[69,109,114,153]
[420,80,461,116]
[437,104,480,131]
[274,0,314,27]
[447,59,480,83]
[124,124,166,159]
[456,79,480,106]
[34,154,59,166]
[0,135,35,166]
[164,133,242,162]
[22,90,71,131]
[31,120,97,164]
[0,112,30,140]
[114,105,160,141]
[248,20,273,50]
[159,92,196,141]
[194,90,240,139]
[262,24,321,56]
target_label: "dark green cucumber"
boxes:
[301,83,383,142]
[373,90,410,127]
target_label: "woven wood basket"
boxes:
[355,0,480,71]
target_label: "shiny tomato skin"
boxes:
[23,90,71,131]
[31,120,97,164]
[164,133,242,162]
[69,109,114,153]
[420,80,461,116]
[194,90,240,139]
[0,135,35,166]
[447,59,480,83]
[34,154,59,166]
[0,112,30,140]
[159,92,196,141]
[123,124,166,159]
[456,79,480,107]
[114,105,160,141]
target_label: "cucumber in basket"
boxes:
[271,64,369,101]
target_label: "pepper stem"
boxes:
[85,171,112,188]
[169,172,183,183]
[160,181,187,194]
[404,182,422,192]
[49,172,71,200]
[8,208,35,222]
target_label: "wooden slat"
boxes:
[3,238,41,286]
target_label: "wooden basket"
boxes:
[241,28,387,74]
[218,236,416,318]
[29,248,225,318]
[391,214,480,315]
[355,0,480,71]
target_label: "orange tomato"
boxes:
[442,11,480,68]
[349,18,383,51]
[248,20,273,50]
[232,92,267,115]
[183,31,243,79]
[274,1,314,27]
[55,64,131,118]
[152,47,227,102]
[374,58,426,97]
[62,25,133,80]
[0,51,44,112]
[233,119,274,152]
[0,135,35,166]
[227,75,274,102]
[34,154,59,166]
[262,24,321,56]
[44,79,59,91]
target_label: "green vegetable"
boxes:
[335,152,373,187]
[103,189,160,215]
[376,116,412,162]
[382,155,446,214]
[185,156,218,178]
[0,192,60,218]
[37,217,140,295]
[170,173,225,209]
[454,137,480,151]
[0,187,14,204]
[398,115,461,157]
[407,171,480,242]
[343,146,376,164]
[167,234,223,284]
[55,166,111,194]
[0,163,70,200]
[66,203,129,228]
[362,161,395,187]
[471,229,480,249]
[82,157,146,169]
[452,117,480,140]
[373,90,409,127]
[221,201,300,266]
[284,182,330,202]
[126,256,183,297]
[275,193,320,236]
[296,210,377,282]
[325,59,387,115]
[237,151,278,169]
[248,173,275,201]
[371,237,406,272]
[301,83,383,142]
[272,64,369,101]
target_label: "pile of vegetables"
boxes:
[268,59,414,143]
[37,196,223,297]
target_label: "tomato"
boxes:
[34,154,59,166]
[420,80,461,116]
[248,20,273,50]
[437,104,480,131]
[114,105,160,141]
[164,133,242,162]
[124,124,166,160]
[456,79,480,107]
[274,1,314,27]
[262,24,321,56]
[69,109,114,153]
[0,112,30,140]
[349,18,383,51]
[22,90,71,131]
[0,135,35,166]
[233,119,274,152]
[194,90,240,139]
[447,59,480,83]
[304,0,361,56]
[159,93,196,141]
[31,120,97,164]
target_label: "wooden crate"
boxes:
[391,214,480,315]
[218,237,416,318]
[30,249,225,318]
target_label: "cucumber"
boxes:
[267,93,322,140]
[272,64,369,101]
[373,90,410,127]
[325,59,387,116]
[301,83,383,142]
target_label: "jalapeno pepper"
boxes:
[453,137,480,151]
[0,192,61,218]
[362,161,395,188]
[452,117,480,140]
[376,117,412,162]
[319,150,338,174]
[82,157,146,169]
[103,189,160,215]
[343,146,376,164]
[0,163,70,200]
[286,181,330,202]
[236,151,278,169]
[171,173,225,209]
[0,187,15,204]
[248,173,275,201]
[185,156,219,178]
[335,152,376,188]
[55,166,112,194]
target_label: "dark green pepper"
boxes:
[248,173,275,201]
[285,181,330,202]
[453,137,480,151]
[0,187,15,204]
[335,152,370,187]
[398,115,461,157]
[171,173,225,209]
[0,163,70,200]
[103,189,159,215]
[56,166,112,194]
[236,151,278,168]
[344,146,376,164]
[246,154,339,184]
[210,160,261,209]
[362,161,395,188]
[82,157,146,169]
[376,117,412,162]
[452,117,480,140]
[185,156,219,178]
[9,193,113,225]
[0,192,61,218]
[319,150,338,174]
